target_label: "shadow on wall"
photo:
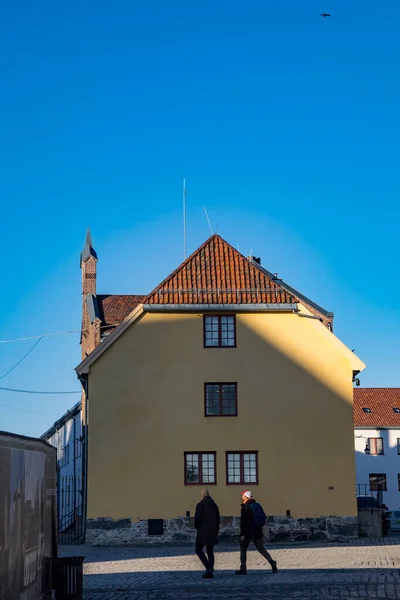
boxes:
[355,429,390,461]
[87,311,359,523]
[355,430,390,506]
[49,411,82,479]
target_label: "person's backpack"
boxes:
[250,502,267,527]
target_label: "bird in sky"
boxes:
[320,13,331,17]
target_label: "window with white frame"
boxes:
[226,452,258,485]
[368,437,384,455]
[204,315,236,347]
[184,452,216,485]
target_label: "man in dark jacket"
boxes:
[194,489,220,578]
[235,490,278,575]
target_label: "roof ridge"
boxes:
[143,234,293,305]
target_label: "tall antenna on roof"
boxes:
[204,206,213,235]
[183,179,187,259]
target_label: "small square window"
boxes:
[369,473,387,491]
[362,408,371,413]
[226,452,258,485]
[204,315,236,348]
[205,383,238,416]
[185,452,216,485]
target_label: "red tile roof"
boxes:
[354,388,400,427]
[97,295,146,327]
[145,234,296,305]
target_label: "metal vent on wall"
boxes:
[148,519,164,536]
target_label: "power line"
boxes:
[0,333,82,394]
[0,402,59,417]
[0,324,121,344]
[0,386,81,395]
[0,328,85,344]
[0,337,43,381]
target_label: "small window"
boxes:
[368,438,384,456]
[205,383,237,416]
[226,452,258,485]
[148,519,164,536]
[398,475,400,492]
[397,439,400,455]
[394,408,400,414]
[185,452,216,485]
[204,315,236,348]
[362,408,371,413]
[369,473,387,491]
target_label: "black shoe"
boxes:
[271,561,278,574]
[235,569,247,575]
[202,570,214,579]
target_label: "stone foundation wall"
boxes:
[358,509,383,537]
[86,515,358,546]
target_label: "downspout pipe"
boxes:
[78,373,89,542]
[73,415,76,521]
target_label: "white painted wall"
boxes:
[354,427,400,511]
[44,410,83,527]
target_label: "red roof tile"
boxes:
[145,235,296,305]
[354,388,400,427]
[97,295,146,327]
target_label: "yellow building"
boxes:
[76,232,365,544]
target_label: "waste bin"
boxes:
[54,556,84,600]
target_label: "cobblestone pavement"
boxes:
[60,536,400,599]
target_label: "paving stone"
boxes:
[59,535,400,599]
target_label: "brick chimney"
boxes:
[80,228,99,359]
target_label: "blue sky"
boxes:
[0,0,399,437]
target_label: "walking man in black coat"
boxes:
[235,490,278,575]
[194,489,220,578]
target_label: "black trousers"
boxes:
[195,542,215,571]
[240,537,273,570]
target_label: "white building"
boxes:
[41,401,84,535]
[354,388,400,512]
